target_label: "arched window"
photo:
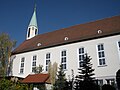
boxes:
[35,29,37,35]
[28,28,31,37]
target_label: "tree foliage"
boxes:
[102,84,116,90]
[76,53,95,82]
[0,78,27,90]
[0,78,12,90]
[48,62,58,85]
[74,53,98,90]
[53,64,66,90]
[33,64,43,74]
[116,69,120,90]
[34,84,46,90]
[0,33,16,76]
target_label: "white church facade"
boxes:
[11,7,120,86]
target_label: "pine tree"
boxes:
[74,53,99,90]
[77,53,95,82]
[53,64,66,90]
[116,69,120,90]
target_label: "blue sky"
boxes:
[0,0,120,47]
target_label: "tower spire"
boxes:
[26,3,38,40]
[29,6,38,28]
[34,0,36,11]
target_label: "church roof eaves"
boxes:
[12,15,120,55]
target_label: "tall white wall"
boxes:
[12,35,120,82]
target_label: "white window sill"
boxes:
[18,73,24,75]
[98,64,107,67]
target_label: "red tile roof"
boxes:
[21,74,50,84]
[12,15,120,54]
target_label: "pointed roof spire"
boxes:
[29,2,38,27]
[34,1,36,12]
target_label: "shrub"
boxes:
[0,78,27,90]
[102,84,116,90]
[116,69,120,90]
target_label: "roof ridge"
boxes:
[12,15,120,54]
[36,15,120,36]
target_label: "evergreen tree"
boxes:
[77,53,95,82]
[116,69,120,90]
[53,64,66,90]
[74,53,99,90]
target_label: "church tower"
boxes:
[26,5,38,40]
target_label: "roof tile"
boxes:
[12,15,120,54]
[21,74,50,84]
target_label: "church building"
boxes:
[11,5,120,86]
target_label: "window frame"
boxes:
[28,28,31,38]
[32,55,37,72]
[78,47,85,68]
[117,41,120,63]
[19,57,25,74]
[61,50,67,70]
[35,29,37,35]
[45,53,51,71]
[106,79,115,86]
[96,43,106,66]
[97,79,103,86]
